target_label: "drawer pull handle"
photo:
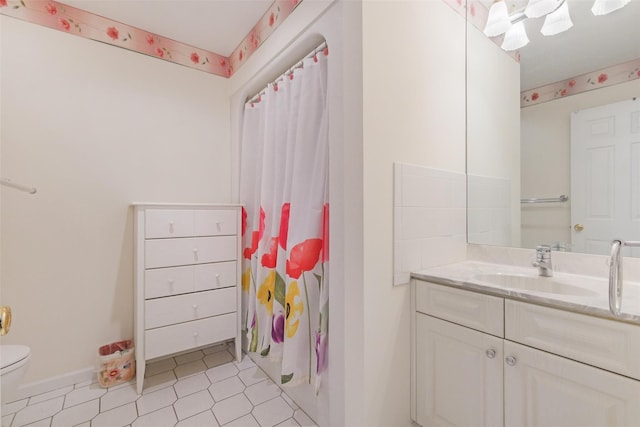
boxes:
[216,221,222,231]
[506,356,517,366]
[169,221,174,233]
[215,274,220,282]
[193,248,198,261]
[193,332,198,338]
[192,304,198,310]
[486,349,496,359]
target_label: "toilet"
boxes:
[1,345,31,403]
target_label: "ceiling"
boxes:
[479,0,640,90]
[61,0,274,57]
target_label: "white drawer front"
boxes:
[194,210,237,236]
[145,209,194,238]
[145,265,194,299]
[195,262,237,292]
[505,300,640,380]
[415,280,504,337]
[145,313,236,360]
[145,287,236,329]
[145,236,236,269]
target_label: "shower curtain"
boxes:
[239,47,329,391]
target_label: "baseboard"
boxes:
[12,367,95,401]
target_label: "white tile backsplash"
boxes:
[394,162,467,285]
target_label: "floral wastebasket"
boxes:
[98,340,135,388]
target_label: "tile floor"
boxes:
[1,343,317,427]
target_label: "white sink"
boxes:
[472,273,600,297]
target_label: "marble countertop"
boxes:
[412,260,640,325]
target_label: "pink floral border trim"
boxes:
[228,0,301,74]
[521,58,640,107]
[0,0,303,78]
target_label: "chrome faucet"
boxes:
[533,245,553,277]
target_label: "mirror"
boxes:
[466,0,640,257]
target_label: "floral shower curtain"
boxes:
[240,47,329,390]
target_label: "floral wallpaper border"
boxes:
[0,0,302,78]
[521,58,640,107]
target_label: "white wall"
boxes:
[362,1,466,425]
[520,79,640,249]
[0,16,231,384]
[466,21,521,247]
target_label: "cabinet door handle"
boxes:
[506,356,517,366]
[486,349,496,359]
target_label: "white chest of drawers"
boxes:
[133,204,242,393]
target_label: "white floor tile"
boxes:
[136,386,177,416]
[234,355,257,371]
[175,350,204,366]
[74,378,98,389]
[142,370,177,395]
[238,367,268,387]
[175,410,220,427]
[28,385,74,405]
[211,393,253,425]
[173,390,214,421]
[145,357,177,378]
[208,376,245,402]
[174,372,211,398]
[223,413,260,427]
[4,347,317,427]
[11,396,64,427]
[100,384,140,412]
[280,393,299,411]
[252,397,293,427]
[202,343,230,355]
[19,417,51,427]
[64,383,107,408]
[174,360,207,379]
[274,419,301,427]
[293,409,316,427]
[91,402,138,427]
[132,405,177,427]
[1,398,28,415]
[206,362,239,383]
[244,380,281,406]
[203,350,233,368]
[2,413,15,427]
[51,399,99,427]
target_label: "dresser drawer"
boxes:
[145,209,237,239]
[145,261,237,299]
[145,236,236,269]
[506,300,640,380]
[145,265,194,299]
[415,280,504,337]
[145,287,236,329]
[145,313,237,360]
[194,262,237,292]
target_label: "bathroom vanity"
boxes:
[132,203,242,394]
[410,261,640,427]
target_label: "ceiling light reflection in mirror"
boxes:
[484,0,630,51]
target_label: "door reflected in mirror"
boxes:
[466,0,640,257]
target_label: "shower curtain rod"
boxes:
[247,41,327,105]
[1,177,37,194]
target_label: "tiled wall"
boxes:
[467,174,513,247]
[393,163,466,285]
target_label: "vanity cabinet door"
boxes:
[504,340,640,427]
[415,313,503,427]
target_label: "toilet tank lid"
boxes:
[1,345,30,369]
